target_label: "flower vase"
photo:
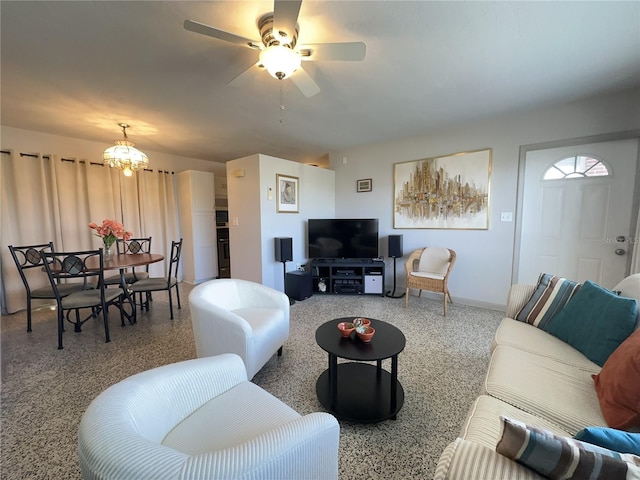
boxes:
[104,243,113,257]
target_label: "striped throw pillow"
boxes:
[515,273,581,329]
[496,417,640,480]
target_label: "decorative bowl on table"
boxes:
[353,317,370,328]
[337,322,355,337]
[356,326,375,343]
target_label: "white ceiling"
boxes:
[2,1,639,167]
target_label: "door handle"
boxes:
[615,248,626,256]
[616,236,626,243]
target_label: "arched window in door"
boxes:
[543,155,610,180]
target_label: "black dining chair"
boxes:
[129,239,183,319]
[104,236,153,287]
[9,242,85,332]
[41,249,124,349]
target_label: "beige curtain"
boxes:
[1,151,179,314]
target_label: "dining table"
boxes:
[86,253,164,324]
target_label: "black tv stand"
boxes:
[310,259,385,296]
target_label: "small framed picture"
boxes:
[357,178,372,192]
[276,174,299,213]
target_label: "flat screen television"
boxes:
[308,218,379,259]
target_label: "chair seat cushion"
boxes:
[104,272,149,285]
[130,277,176,292]
[61,289,121,309]
[233,307,286,333]
[161,381,300,454]
[32,282,86,299]
[409,271,445,280]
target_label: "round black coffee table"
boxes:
[315,317,406,423]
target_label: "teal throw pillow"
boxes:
[575,427,640,455]
[543,280,638,367]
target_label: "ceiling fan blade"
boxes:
[227,62,263,88]
[273,0,302,43]
[299,42,366,61]
[184,19,260,49]
[290,67,320,98]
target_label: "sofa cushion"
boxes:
[544,280,638,367]
[575,427,640,455]
[592,329,640,431]
[492,318,600,371]
[461,395,572,450]
[496,417,640,480]
[515,273,580,329]
[434,437,545,480]
[485,345,605,434]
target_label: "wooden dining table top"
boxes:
[87,253,165,271]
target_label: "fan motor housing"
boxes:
[259,13,298,48]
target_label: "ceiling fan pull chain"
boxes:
[279,83,285,124]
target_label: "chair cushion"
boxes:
[61,289,121,309]
[130,277,176,292]
[515,273,581,329]
[544,280,638,367]
[409,271,445,280]
[161,381,300,454]
[417,247,451,275]
[574,427,640,455]
[496,416,640,480]
[592,329,640,430]
[104,272,149,285]
[32,282,85,298]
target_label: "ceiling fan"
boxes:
[184,0,366,97]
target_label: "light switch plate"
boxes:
[500,212,513,222]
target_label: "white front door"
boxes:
[518,139,638,288]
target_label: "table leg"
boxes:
[377,359,382,377]
[329,353,338,410]
[119,268,137,325]
[391,354,398,419]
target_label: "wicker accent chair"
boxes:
[404,247,456,315]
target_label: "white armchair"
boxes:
[189,278,290,379]
[78,354,340,480]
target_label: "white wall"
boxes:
[329,88,640,309]
[227,154,335,292]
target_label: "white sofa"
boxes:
[434,274,640,479]
[189,279,290,380]
[78,354,340,480]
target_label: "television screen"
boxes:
[308,219,379,259]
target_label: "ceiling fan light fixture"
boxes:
[259,45,300,80]
[103,123,150,176]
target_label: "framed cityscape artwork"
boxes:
[393,148,492,229]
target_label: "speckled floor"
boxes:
[1,283,503,479]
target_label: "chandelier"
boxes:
[103,123,149,177]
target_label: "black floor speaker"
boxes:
[388,235,403,258]
[274,237,293,262]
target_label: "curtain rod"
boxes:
[4,150,175,174]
